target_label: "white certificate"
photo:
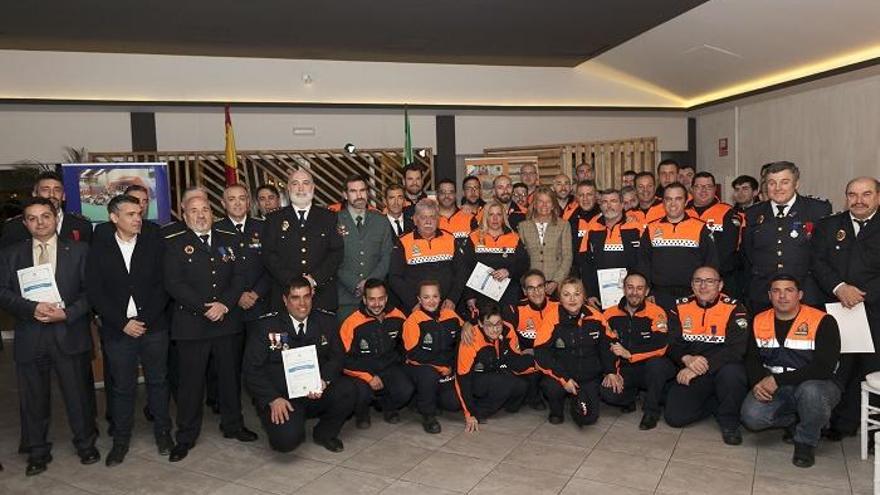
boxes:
[825,302,875,354]
[17,264,63,307]
[281,345,323,398]
[597,268,627,309]
[466,262,511,302]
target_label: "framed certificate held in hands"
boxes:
[282,345,322,398]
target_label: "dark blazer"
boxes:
[1,212,92,248]
[163,228,246,340]
[743,195,831,309]
[242,310,345,408]
[0,238,92,363]
[336,209,394,309]
[262,205,344,312]
[387,214,414,238]
[93,219,160,243]
[215,217,271,320]
[86,229,169,339]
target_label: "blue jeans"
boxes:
[740,379,841,447]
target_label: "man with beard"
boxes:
[484,175,526,230]
[256,184,282,218]
[552,174,574,213]
[1,171,92,248]
[575,162,595,183]
[460,175,485,215]
[436,179,477,247]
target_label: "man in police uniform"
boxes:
[164,195,257,462]
[812,177,880,441]
[263,167,344,313]
[336,175,393,321]
[160,187,208,240]
[742,161,831,311]
[1,171,92,248]
[242,277,356,453]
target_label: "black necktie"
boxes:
[235,223,244,234]
[297,322,305,336]
[775,205,786,218]
[355,216,363,231]
[199,234,210,246]
[856,219,868,236]
[297,210,306,224]
[394,219,402,236]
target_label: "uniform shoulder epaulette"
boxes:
[164,230,186,239]
[4,214,22,223]
[215,228,237,236]
[251,216,265,224]
[805,194,830,204]
[676,295,694,305]
[314,308,335,316]
[721,296,738,305]
[258,312,279,320]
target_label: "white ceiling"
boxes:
[592,0,880,105]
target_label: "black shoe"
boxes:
[156,433,175,456]
[792,442,815,468]
[355,415,372,430]
[79,447,101,465]
[105,444,128,467]
[169,444,190,462]
[25,455,51,477]
[620,403,637,413]
[721,428,743,446]
[223,426,258,442]
[422,415,441,434]
[314,437,344,453]
[383,410,401,424]
[782,425,796,445]
[639,413,659,430]
[530,400,546,411]
[548,414,564,425]
[143,405,155,423]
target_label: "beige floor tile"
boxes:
[292,433,378,465]
[475,410,548,437]
[208,483,274,495]
[594,423,680,461]
[125,465,233,494]
[755,447,851,491]
[752,474,843,495]
[341,438,433,477]
[296,466,395,495]
[573,449,666,492]
[656,460,753,495]
[614,409,682,434]
[671,435,757,474]
[560,478,653,495]
[233,454,334,494]
[439,429,525,462]
[528,421,607,450]
[469,463,570,495]
[501,439,588,475]
[379,480,462,494]
[382,421,459,450]
[181,443,275,481]
[751,429,845,459]
[0,474,96,495]
[400,451,496,492]
[846,455,874,494]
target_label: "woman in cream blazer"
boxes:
[517,186,572,295]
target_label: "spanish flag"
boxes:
[224,105,238,186]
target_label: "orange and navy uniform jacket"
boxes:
[454,322,534,419]
[568,203,601,258]
[602,299,671,372]
[389,229,467,311]
[745,305,841,387]
[534,304,614,385]
[578,216,641,299]
[504,298,560,350]
[637,216,719,290]
[403,307,463,375]
[476,201,528,230]
[668,295,749,373]
[463,228,530,309]
[340,306,407,383]
[628,198,666,229]
[439,208,478,245]
[686,199,742,274]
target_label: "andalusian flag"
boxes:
[403,105,413,166]
[224,105,238,186]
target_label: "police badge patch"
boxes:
[795,323,809,336]
[555,337,566,348]
[836,229,846,242]
[474,362,485,372]
[736,318,748,329]
[359,338,370,352]
[184,245,194,255]
[682,316,693,331]
[423,333,433,345]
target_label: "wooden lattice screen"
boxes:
[88,148,433,220]
[483,137,657,189]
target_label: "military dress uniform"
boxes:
[742,195,831,310]
[262,205,344,313]
[163,227,249,451]
[336,208,394,321]
[215,217,271,321]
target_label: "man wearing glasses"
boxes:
[665,266,750,445]
[686,172,742,297]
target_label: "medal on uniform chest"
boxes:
[790,230,799,239]
[184,245,194,255]
[836,229,846,241]
[337,224,349,237]
[757,214,764,225]
[280,333,290,350]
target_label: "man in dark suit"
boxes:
[384,184,414,238]
[243,277,356,453]
[86,195,173,466]
[0,197,99,476]
[742,161,831,311]
[94,184,160,241]
[812,177,880,440]
[1,171,92,249]
[164,195,257,462]
[263,167,344,313]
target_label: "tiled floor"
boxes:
[0,348,872,494]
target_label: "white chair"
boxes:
[874,430,880,495]
[862,379,880,460]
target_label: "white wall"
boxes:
[693,66,880,206]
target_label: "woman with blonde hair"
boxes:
[517,186,572,295]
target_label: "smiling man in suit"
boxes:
[0,197,99,476]
[87,195,173,466]
[812,177,880,441]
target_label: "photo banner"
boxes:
[61,162,172,224]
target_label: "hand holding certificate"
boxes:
[282,344,323,398]
[466,262,511,302]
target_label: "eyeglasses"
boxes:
[483,321,504,330]
[692,278,721,286]
[524,285,545,292]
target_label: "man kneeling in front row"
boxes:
[740,273,842,468]
[242,277,357,453]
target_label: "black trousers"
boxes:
[600,358,676,414]
[541,375,601,426]
[664,363,748,430]
[16,328,97,460]
[405,364,461,416]
[522,370,543,406]
[174,333,244,446]
[103,330,172,444]
[465,373,528,419]
[352,364,414,418]
[831,349,880,434]
[258,377,357,453]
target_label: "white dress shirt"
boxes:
[115,232,139,318]
[770,195,797,218]
[290,315,308,336]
